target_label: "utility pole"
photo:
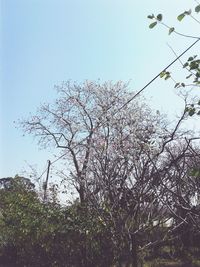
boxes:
[43,160,51,202]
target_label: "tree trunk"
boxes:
[78,177,86,205]
[130,234,139,267]
[79,185,85,204]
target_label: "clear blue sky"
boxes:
[1,0,200,178]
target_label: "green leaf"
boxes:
[191,169,200,177]
[149,22,157,29]
[177,13,185,21]
[174,83,180,88]
[169,27,175,35]
[183,62,188,68]
[186,74,192,79]
[188,57,194,61]
[160,71,171,80]
[195,170,200,176]
[160,71,166,78]
[185,107,189,113]
[147,14,154,19]
[190,61,199,70]
[184,9,192,15]
[164,74,170,80]
[195,5,200,13]
[188,108,195,116]
[157,14,163,21]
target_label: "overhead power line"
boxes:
[37,152,68,181]
[117,38,200,113]
[35,38,200,180]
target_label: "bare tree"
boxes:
[19,80,162,204]
[84,99,200,265]
[19,80,200,266]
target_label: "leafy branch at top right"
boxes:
[148,3,200,116]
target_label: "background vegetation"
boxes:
[1,2,200,267]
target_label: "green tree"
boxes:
[0,175,66,266]
[0,175,116,266]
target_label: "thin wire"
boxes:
[37,152,68,180]
[38,162,48,180]
[116,38,200,113]
[62,38,200,148]
[35,38,200,178]
[51,152,68,165]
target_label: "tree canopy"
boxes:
[2,2,200,267]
